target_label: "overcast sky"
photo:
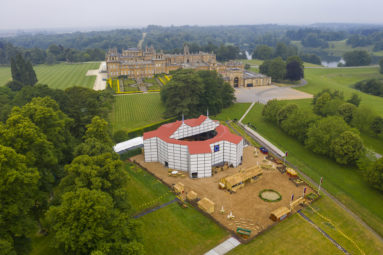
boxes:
[1,0,383,30]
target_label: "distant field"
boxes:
[229,196,383,255]
[291,39,383,58]
[110,93,165,132]
[125,162,228,255]
[243,103,383,237]
[300,67,383,116]
[241,58,322,68]
[0,62,99,89]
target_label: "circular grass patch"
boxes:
[259,189,282,202]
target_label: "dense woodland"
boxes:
[0,56,146,254]
[2,24,383,66]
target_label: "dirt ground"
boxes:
[132,146,314,238]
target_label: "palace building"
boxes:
[106,45,271,88]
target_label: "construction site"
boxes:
[132,145,317,240]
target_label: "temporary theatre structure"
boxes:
[143,115,243,178]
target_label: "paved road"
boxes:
[204,237,241,255]
[137,32,147,49]
[87,61,107,91]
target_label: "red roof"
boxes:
[143,115,242,154]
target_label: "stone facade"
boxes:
[106,45,271,87]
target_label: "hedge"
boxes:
[125,117,177,139]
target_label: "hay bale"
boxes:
[187,190,198,201]
[198,197,215,214]
[173,182,184,194]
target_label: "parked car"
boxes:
[260,147,268,154]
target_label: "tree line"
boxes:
[168,42,245,62]
[0,41,106,65]
[262,89,383,191]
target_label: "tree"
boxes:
[300,54,321,65]
[285,56,304,81]
[365,158,383,191]
[347,93,361,106]
[274,42,288,60]
[113,130,129,143]
[305,116,353,156]
[262,99,286,123]
[252,45,273,60]
[10,54,38,86]
[197,70,235,114]
[380,58,383,74]
[46,188,144,255]
[0,113,57,193]
[17,97,74,165]
[280,108,318,143]
[302,33,328,48]
[371,116,383,135]
[351,106,377,132]
[82,116,113,146]
[343,50,371,67]
[276,103,298,125]
[74,116,114,156]
[63,87,114,138]
[0,145,39,255]
[259,57,286,81]
[160,69,234,118]
[58,153,128,209]
[161,69,204,118]
[337,103,357,124]
[313,92,332,116]
[5,80,24,92]
[330,131,363,165]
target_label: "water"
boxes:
[245,51,252,60]
[321,58,345,68]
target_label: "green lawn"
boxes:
[125,162,174,215]
[0,66,12,86]
[0,62,100,89]
[143,77,162,90]
[110,93,165,132]
[139,202,227,255]
[243,103,383,237]
[300,67,383,116]
[122,79,139,92]
[124,161,228,255]
[213,103,251,121]
[229,196,383,255]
